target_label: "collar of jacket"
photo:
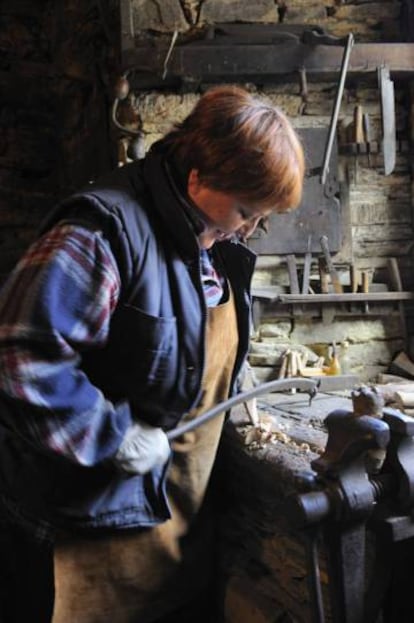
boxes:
[141,141,257,275]
[141,144,202,260]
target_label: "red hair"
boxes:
[163,85,304,213]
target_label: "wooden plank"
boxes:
[252,289,414,303]
[124,42,414,83]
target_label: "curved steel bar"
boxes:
[167,377,319,441]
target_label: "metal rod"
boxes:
[306,529,326,623]
[167,377,318,440]
[320,33,354,186]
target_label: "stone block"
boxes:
[291,317,402,344]
[277,0,335,5]
[281,4,329,23]
[259,322,292,339]
[200,0,277,24]
[130,0,189,33]
[333,2,400,24]
[260,91,304,117]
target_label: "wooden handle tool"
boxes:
[319,235,343,294]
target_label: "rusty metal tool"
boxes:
[378,65,396,176]
[166,377,318,441]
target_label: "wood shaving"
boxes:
[240,421,311,453]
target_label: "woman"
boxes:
[0,85,304,622]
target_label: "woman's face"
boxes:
[187,169,272,249]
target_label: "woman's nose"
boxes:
[238,217,261,239]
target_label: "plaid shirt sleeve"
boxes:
[0,224,133,466]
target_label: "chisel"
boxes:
[319,235,343,294]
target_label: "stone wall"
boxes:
[0,0,119,280]
[120,0,414,382]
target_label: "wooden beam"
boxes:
[124,43,414,86]
[252,291,414,304]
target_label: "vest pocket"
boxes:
[82,304,178,396]
[111,303,177,387]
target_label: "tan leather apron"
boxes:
[53,287,238,623]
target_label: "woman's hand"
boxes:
[114,421,171,475]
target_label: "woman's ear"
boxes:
[187,169,200,198]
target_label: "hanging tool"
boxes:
[318,257,330,294]
[350,264,359,294]
[378,65,396,176]
[363,112,372,167]
[302,235,312,295]
[286,254,300,294]
[286,254,302,315]
[353,104,364,183]
[320,235,343,294]
[361,270,370,313]
[320,33,354,187]
[166,377,318,441]
[349,263,360,313]
[162,30,178,79]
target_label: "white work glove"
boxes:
[114,421,171,475]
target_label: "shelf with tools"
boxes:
[251,289,414,329]
[252,255,414,331]
[252,288,414,321]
